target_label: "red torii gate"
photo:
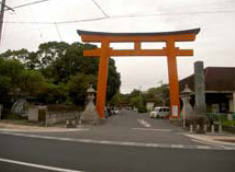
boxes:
[77,28,200,119]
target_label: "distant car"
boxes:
[149,107,170,119]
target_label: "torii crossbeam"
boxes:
[77,28,200,119]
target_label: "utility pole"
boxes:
[0,0,14,46]
[0,0,6,45]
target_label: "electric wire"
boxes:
[8,0,54,11]
[2,9,235,25]
[54,22,62,41]
[91,0,109,18]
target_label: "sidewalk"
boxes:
[0,121,88,132]
[185,133,235,147]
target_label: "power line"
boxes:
[55,22,62,41]
[58,16,107,24]
[91,0,109,18]
[5,0,54,11]
[2,9,235,25]
[111,9,235,19]
[3,16,106,25]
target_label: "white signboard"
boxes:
[172,105,178,117]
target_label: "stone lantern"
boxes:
[86,84,96,104]
[180,84,194,127]
[80,84,100,125]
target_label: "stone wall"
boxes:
[28,105,82,126]
[45,111,80,127]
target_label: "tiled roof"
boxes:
[179,67,235,92]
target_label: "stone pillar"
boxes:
[194,61,206,115]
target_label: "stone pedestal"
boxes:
[80,100,100,125]
[194,61,206,116]
[80,85,101,125]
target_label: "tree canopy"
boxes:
[0,41,121,108]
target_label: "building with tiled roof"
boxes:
[179,67,235,113]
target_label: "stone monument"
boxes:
[182,61,208,132]
[194,61,206,116]
[80,84,100,125]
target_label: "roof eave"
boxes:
[77,28,201,36]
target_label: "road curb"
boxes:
[184,133,235,147]
[0,127,90,133]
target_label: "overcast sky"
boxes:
[1,0,235,93]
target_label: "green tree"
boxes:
[0,58,25,107]
[20,70,46,95]
[0,41,121,108]
[107,59,121,101]
[67,73,96,106]
[37,41,70,68]
[37,82,68,104]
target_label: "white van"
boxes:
[149,107,170,118]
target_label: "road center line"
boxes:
[137,119,151,128]
[0,157,85,172]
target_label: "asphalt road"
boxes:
[0,110,206,146]
[0,133,234,172]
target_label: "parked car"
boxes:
[149,107,170,119]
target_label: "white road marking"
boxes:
[223,146,235,150]
[0,157,85,172]
[132,128,172,132]
[137,119,151,128]
[145,143,160,147]
[1,132,234,151]
[171,144,184,148]
[190,138,226,148]
[197,145,211,150]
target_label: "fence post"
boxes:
[218,125,222,133]
[204,125,207,133]
[190,124,193,133]
[211,125,215,133]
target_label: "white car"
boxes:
[149,107,170,118]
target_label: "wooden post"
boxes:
[96,40,110,118]
[166,39,180,118]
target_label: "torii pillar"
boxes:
[77,28,200,119]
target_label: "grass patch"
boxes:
[222,120,235,127]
